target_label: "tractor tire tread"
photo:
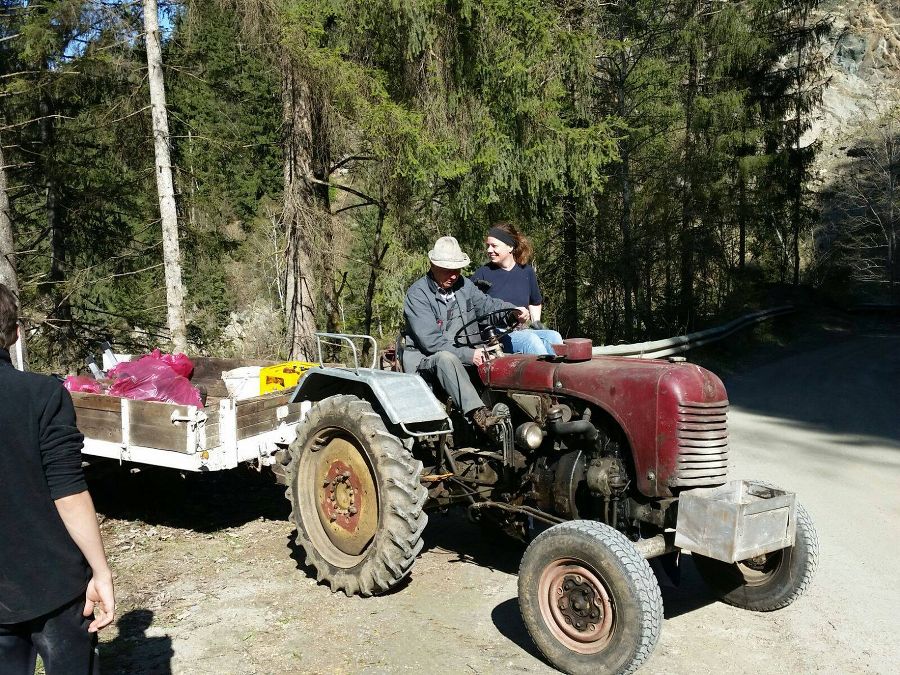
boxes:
[693,495,818,612]
[285,395,427,597]
[518,520,663,675]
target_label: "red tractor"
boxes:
[279,320,817,674]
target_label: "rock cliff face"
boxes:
[814,0,899,175]
[810,0,898,299]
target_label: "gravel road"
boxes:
[95,324,900,674]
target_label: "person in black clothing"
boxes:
[0,284,115,675]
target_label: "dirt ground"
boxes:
[89,315,900,674]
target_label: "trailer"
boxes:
[73,357,309,472]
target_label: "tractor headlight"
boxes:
[515,422,544,451]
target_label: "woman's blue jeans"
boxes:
[501,328,564,356]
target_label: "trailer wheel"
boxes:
[692,501,818,611]
[285,395,427,596]
[518,521,663,675]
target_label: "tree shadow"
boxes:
[694,313,900,449]
[102,609,173,675]
[85,461,290,532]
[284,509,523,595]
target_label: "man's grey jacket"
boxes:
[401,272,515,373]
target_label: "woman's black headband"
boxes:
[487,227,516,248]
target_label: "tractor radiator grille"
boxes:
[670,400,729,487]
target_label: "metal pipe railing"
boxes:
[591,306,795,359]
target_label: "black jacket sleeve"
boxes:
[38,383,87,500]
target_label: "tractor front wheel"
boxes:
[692,501,818,611]
[285,395,427,596]
[518,521,663,675]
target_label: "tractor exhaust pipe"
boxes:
[633,532,678,559]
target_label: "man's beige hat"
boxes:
[428,236,471,269]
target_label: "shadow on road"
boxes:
[718,330,900,448]
[285,531,415,596]
[421,510,525,575]
[102,609,173,675]
[489,557,720,665]
[656,555,719,619]
[86,461,290,531]
[491,598,546,663]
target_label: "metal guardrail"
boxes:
[592,306,795,359]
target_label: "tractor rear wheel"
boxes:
[518,521,663,675]
[692,501,818,611]
[285,395,427,596]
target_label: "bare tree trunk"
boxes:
[143,0,188,353]
[615,16,636,341]
[679,72,697,328]
[790,28,805,288]
[281,53,321,359]
[889,132,897,299]
[738,169,747,270]
[0,138,26,369]
[0,141,16,294]
[37,92,73,338]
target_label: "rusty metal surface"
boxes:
[481,354,729,496]
[314,438,377,556]
[669,402,729,487]
[538,559,614,654]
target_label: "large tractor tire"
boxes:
[518,521,663,675]
[285,395,427,596]
[692,501,818,611]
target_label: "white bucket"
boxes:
[221,366,262,400]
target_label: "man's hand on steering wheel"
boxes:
[514,307,530,324]
[454,307,525,348]
[472,348,488,367]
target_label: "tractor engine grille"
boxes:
[670,400,729,487]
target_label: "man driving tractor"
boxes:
[400,236,529,433]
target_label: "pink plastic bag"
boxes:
[108,349,194,379]
[107,354,202,407]
[63,375,103,394]
[158,350,194,378]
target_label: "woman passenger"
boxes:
[471,222,563,356]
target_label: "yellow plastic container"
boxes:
[259,361,316,394]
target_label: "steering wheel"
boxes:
[454,308,521,348]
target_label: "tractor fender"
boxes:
[289,367,449,433]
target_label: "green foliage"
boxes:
[1,0,834,369]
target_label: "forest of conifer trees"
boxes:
[1,0,892,370]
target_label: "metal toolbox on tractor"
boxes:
[674,480,797,563]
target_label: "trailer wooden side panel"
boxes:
[72,393,193,454]
[128,400,192,453]
[73,388,299,462]
[71,393,123,444]
[237,407,304,441]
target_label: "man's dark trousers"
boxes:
[0,594,99,675]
